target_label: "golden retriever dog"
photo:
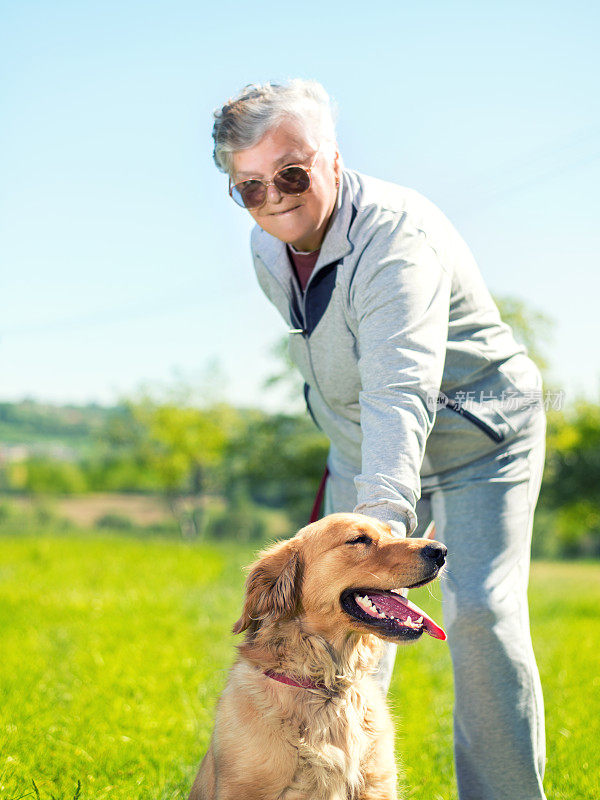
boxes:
[188,512,447,800]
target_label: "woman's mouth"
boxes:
[270,205,300,216]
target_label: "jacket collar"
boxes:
[252,168,356,286]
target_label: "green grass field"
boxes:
[0,530,598,800]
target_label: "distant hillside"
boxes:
[0,400,119,456]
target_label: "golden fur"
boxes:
[188,512,444,800]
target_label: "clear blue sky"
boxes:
[2,0,599,412]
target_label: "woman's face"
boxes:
[230,118,340,253]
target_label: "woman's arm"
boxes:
[351,212,452,536]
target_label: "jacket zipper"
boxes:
[299,277,340,416]
[303,383,322,430]
[258,259,336,419]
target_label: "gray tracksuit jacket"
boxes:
[251,167,544,536]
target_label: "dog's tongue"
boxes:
[370,591,446,641]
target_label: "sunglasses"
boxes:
[229,144,322,209]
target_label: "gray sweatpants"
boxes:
[324,407,547,800]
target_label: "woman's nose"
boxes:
[266,183,283,203]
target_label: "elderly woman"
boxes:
[211,79,547,800]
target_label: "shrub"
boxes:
[204,492,270,542]
[95,513,135,531]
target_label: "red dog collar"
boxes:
[263,669,327,692]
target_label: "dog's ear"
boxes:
[232,539,303,635]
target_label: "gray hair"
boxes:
[212,79,338,176]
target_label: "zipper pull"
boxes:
[288,328,306,335]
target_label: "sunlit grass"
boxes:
[0,531,598,799]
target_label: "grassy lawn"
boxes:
[0,530,598,799]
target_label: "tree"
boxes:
[224,408,329,527]
[494,295,555,376]
[538,401,600,556]
[262,337,305,406]
[127,398,237,537]
[8,458,87,495]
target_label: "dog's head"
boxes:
[233,512,446,645]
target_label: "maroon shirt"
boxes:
[287,245,320,292]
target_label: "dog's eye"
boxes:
[346,534,372,545]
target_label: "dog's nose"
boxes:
[420,543,447,568]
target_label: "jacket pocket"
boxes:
[438,393,506,443]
